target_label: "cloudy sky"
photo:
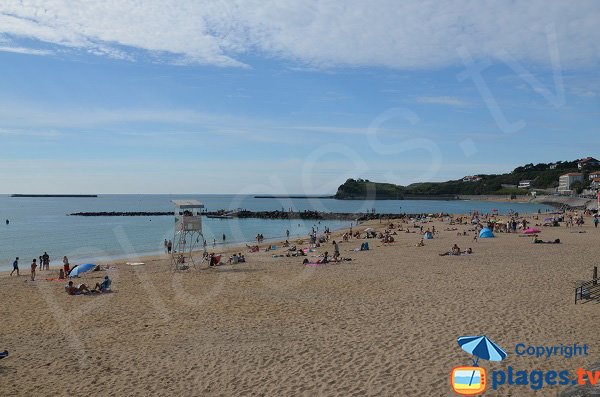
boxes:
[1,0,599,194]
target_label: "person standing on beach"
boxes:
[167,240,172,254]
[30,259,37,281]
[42,252,50,271]
[10,257,19,276]
[594,215,599,228]
[333,240,340,261]
[286,229,290,239]
[164,239,168,253]
[63,256,70,276]
[222,234,226,243]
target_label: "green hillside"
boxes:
[335,159,594,199]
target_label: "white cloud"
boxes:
[416,96,468,106]
[0,45,53,55]
[0,1,598,69]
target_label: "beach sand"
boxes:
[1,215,600,396]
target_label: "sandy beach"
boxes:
[1,214,600,396]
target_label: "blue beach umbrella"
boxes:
[458,335,507,387]
[458,335,507,365]
[69,263,96,278]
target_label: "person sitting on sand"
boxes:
[65,281,91,295]
[439,244,461,256]
[319,251,329,264]
[59,269,65,279]
[416,238,425,247]
[246,244,259,252]
[92,276,112,293]
[209,253,221,267]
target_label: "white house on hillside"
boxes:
[558,173,584,193]
[588,171,600,180]
[518,180,532,189]
[578,157,600,170]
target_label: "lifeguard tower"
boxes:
[171,200,206,270]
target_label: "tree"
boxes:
[570,180,584,194]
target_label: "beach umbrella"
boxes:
[458,335,507,386]
[69,263,96,278]
[458,335,507,364]
[523,228,541,234]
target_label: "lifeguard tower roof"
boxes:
[172,199,204,209]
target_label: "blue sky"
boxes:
[0,1,599,194]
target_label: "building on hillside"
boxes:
[462,175,482,182]
[549,163,558,170]
[577,157,600,170]
[518,180,532,189]
[590,178,600,190]
[588,171,600,180]
[558,173,584,193]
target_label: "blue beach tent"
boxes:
[479,228,494,238]
[424,232,433,239]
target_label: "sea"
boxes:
[0,194,552,271]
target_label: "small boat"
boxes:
[206,214,233,219]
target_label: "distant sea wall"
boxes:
[457,194,530,202]
[532,195,594,210]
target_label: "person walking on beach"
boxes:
[164,239,168,253]
[213,238,216,248]
[10,257,19,276]
[594,215,599,228]
[333,240,340,261]
[167,240,172,254]
[30,259,37,281]
[222,234,226,243]
[286,229,290,239]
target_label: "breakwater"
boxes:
[12,194,98,198]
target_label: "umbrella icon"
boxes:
[69,263,96,278]
[458,335,507,386]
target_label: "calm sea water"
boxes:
[0,194,551,271]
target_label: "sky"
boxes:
[0,0,599,194]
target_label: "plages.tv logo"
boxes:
[451,335,507,395]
